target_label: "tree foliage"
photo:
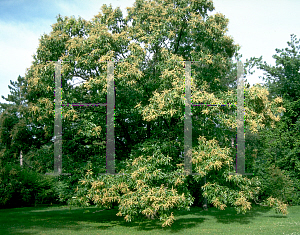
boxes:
[0,75,36,165]
[245,34,300,206]
[0,0,292,227]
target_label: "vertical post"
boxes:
[20,150,23,167]
[184,61,192,175]
[236,61,245,174]
[106,61,115,174]
[54,61,62,175]
[19,80,23,168]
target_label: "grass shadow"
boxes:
[110,204,277,233]
[0,205,122,234]
[0,204,294,234]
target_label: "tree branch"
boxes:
[174,22,186,54]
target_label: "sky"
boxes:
[0,0,299,105]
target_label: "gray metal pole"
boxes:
[236,61,245,175]
[54,61,62,175]
[184,61,192,175]
[106,61,115,174]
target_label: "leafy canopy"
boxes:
[0,0,289,227]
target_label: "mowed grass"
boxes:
[0,204,299,235]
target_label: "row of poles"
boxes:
[46,59,251,176]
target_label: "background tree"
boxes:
[245,34,300,206]
[0,75,36,166]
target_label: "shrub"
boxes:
[0,163,58,208]
[68,136,291,227]
[22,144,54,174]
[290,177,300,206]
[53,180,71,203]
[51,159,106,205]
[254,163,298,206]
[68,140,194,227]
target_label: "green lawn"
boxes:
[0,204,299,235]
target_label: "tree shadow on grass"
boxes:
[266,215,289,218]
[116,205,277,233]
[0,204,286,234]
[193,205,272,225]
[0,205,123,235]
[117,207,206,232]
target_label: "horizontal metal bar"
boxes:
[228,173,255,176]
[192,104,237,106]
[98,172,202,176]
[45,173,71,176]
[98,60,125,63]
[61,103,107,106]
[46,60,72,63]
[174,61,203,62]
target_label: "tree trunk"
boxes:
[203,176,208,211]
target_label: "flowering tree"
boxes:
[2,0,288,227]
